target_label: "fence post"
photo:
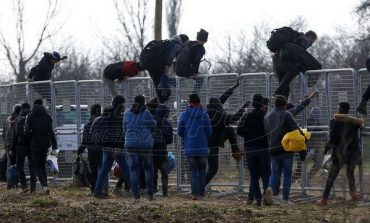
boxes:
[355,69,364,195]
[300,72,308,195]
[75,81,82,146]
[237,74,244,192]
[175,77,182,190]
[50,81,57,128]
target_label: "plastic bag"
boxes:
[322,154,332,172]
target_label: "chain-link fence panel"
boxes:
[0,85,12,132]
[126,77,154,106]
[207,73,240,188]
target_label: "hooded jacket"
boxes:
[178,105,212,156]
[264,107,298,155]
[28,52,55,81]
[25,104,57,150]
[124,104,156,149]
[325,113,364,165]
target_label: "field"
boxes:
[0,183,369,223]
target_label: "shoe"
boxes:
[42,187,50,195]
[281,200,293,206]
[263,187,273,205]
[192,196,198,200]
[350,192,361,201]
[357,100,367,115]
[247,199,253,205]
[232,150,245,162]
[92,193,108,199]
[317,197,328,206]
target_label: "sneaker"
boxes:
[357,100,367,115]
[232,150,245,162]
[281,200,293,206]
[42,187,50,195]
[256,200,262,206]
[92,193,108,199]
[317,197,328,206]
[192,196,198,200]
[350,192,361,201]
[263,187,273,205]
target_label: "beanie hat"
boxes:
[34,98,43,105]
[134,95,145,105]
[196,29,208,42]
[21,103,30,110]
[90,103,101,116]
[112,95,126,108]
[51,51,61,60]
[123,61,141,77]
[179,34,189,43]
[252,94,264,109]
[189,94,200,104]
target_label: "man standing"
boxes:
[177,94,212,200]
[264,95,299,205]
[3,104,21,168]
[25,99,58,194]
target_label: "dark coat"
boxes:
[77,115,99,155]
[188,41,206,74]
[237,108,268,150]
[90,109,124,151]
[28,52,55,81]
[25,104,57,150]
[153,105,173,159]
[325,114,364,166]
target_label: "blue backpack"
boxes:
[167,151,176,174]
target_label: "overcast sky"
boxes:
[0,0,361,78]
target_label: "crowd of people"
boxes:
[2,26,370,207]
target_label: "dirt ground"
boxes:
[0,183,369,223]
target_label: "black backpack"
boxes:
[15,116,27,138]
[175,42,200,77]
[139,40,171,71]
[266,27,303,53]
[72,158,90,187]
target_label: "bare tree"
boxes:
[166,0,183,38]
[356,0,370,19]
[0,0,60,82]
[109,0,149,61]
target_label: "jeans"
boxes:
[154,156,168,196]
[30,148,48,190]
[206,146,219,185]
[188,156,207,197]
[246,149,271,201]
[16,145,34,188]
[126,148,154,198]
[149,71,171,103]
[322,161,357,199]
[94,150,131,195]
[268,152,294,201]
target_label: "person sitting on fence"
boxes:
[356,56,370,115]
[271,29,322,98]
[205,78,249,187]
[152,104,173,197]
[77,103,103,195]
[102,61,144,98]
[27,51,67,106]
[124,95,157,201]
[263,95,300,205]
[3,104,21,169]
[177,94,212,200]
[91,96,131,199]
[25,99,58,195]
[237,94,270,206]
[317,102,364,206]
[140,34,189,103]
[11,103,33,192]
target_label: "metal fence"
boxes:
[1,68,369,196]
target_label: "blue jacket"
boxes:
[124,105,156,149]
[177,105,212,156]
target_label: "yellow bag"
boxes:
[281,129,311,152]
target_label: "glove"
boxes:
[299,150,307,161]
[324,143,332,155]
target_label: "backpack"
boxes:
[167,151,175,174]
[72,158,90,187]
[6,165,20,188]
[266,27,303,53]
[175,42,199,77]
[139,40,171,71]
[0,154,7,182]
